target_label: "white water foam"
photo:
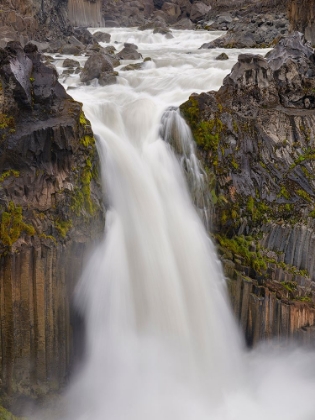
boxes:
[53,29,315,420]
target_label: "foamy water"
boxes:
[45,28,315,420]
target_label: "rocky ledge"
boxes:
[180,33,315,346]
[201,11,288,49]
[0,41,104,411]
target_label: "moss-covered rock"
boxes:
[180,33,315,345]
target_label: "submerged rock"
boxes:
[216,52,229,60]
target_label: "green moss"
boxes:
[296,189,312,203]
[277,186,290,200]
[216,234,267,274]
[180,97,224,167]
[79,111,88,126]
[0,202,35,247]
[0,405,25,420]
[39,233,57,244]
[0,114,15,131]
[81,135,95,148]
[297,295,312,303]
[0,170,19,183]
[54,219,72,238]
[281,281,297,295]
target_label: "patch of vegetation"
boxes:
[54,219,72,238]
[180,97,224,167]
[0,202,35,247]
[296,188,312,203]
[0,405,26,420]
[216,234,267,273]
[0,170,19,183]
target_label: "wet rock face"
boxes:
[180,33,315,345]
[0,42,104,404]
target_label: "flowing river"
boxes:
[51,29,315,420]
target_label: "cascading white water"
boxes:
[55,29,315,420]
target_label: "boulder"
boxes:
[190,2,211,23]
[73,27,95,45]
[59,44,82,55]
[161,2,181,23]
[216,52,229,60]
[99,71,118,86]
[172,17,194,29]
[93,32,111,43]
[118,44,142,60]
[80,52,114,83]
[63,58,80,68]
[153,27,174,38]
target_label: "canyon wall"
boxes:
[289,0,315,46]
[0,0,72,44]
[180,33,315,346]
[0,41,104,407]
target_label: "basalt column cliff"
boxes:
[0,41,104,405]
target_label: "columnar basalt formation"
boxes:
[68,0,104,27]
[289,0,315,46]
[180,33,315,346]
[0,41,104,406]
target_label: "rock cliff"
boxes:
[180,33,315,346]
[289,0,315,46]
[0,0,72,46]
[0,41,104,409]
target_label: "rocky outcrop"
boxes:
[0,41,104,409]
[201,11,288,48]
[102,0,212,27]
[180,33,315,346]
[0,0,72,46]
[289,0,315,46]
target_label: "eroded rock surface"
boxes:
[0,41,104,408]
[180,33,315,345]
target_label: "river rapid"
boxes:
[49,29,315,420]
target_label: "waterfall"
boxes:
[57,28,315,420]
[159,106,213,229]
[68,0,104,27]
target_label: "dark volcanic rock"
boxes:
[92,31,111,43]
[201,12,289,48]
[190,1,211,23]
[180,33,315,345]
[0,41,104,404]
[63,58,80,68]
[216,52,229,60]
[80,52,116,84]
[118,44,143,60]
